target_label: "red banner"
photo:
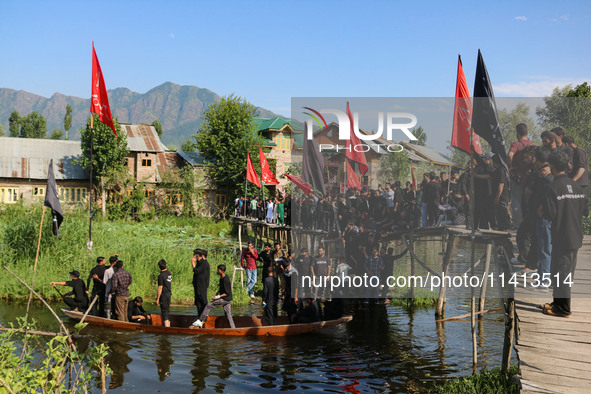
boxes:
[259,145,279,185]
[345,102,368,176]
[286,174,311,196]
[246,152,260,188]
[411,162,416,190]
[346,159,361,190]
[91,42,117,137]
[451,54,481,154]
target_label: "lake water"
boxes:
[0,296,509,393]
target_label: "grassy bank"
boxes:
[431,364,520,393]
[0,204,260,306]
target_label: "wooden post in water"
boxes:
[470,236,477,368]
[478,243,492,312]
[409,235,415,299]
[502,297,515,373]
[436,233,455,318]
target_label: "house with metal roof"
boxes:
[255,117,303,193]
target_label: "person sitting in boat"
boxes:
[191,264,235,329]
[128,296,150,324]
[297,298,322,323]
[50,270,89,312]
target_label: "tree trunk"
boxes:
[101,176,106,217]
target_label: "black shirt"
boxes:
[192,259,210,294]
[294,255,312,278]
[263,275,279,305]
[158,270,172,296]
[492,167,510,202]
[313,255,330,276]
[218,275,232,302]
[127,302,147,321]
[257,250,273,276]
[65,278,87,303]
[543,174,588,251]
[571,146,589,187]
[87,264,106,291]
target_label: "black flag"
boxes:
[472,49,506,161]
[44,160,63,237]
[302,125,326,195]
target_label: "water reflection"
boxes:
[0,299,511,392]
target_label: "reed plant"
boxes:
[0,204,258,306]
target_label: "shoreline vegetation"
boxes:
[0,204,262,307]
[431,364,520,393]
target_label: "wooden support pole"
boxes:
[470,236,477,368]
[502,297,515,373]
[409,235,415,299]
[478,243,492,312]
[436,233,455,317]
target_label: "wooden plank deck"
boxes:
[515,236,591,393]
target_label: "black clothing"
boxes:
[324,298,344,320]
[294,255,312,279]
[571,146,589,187]
[64,278,88,310]
[313,255,330,277]
[492,167,510,202]
[193,259,210,316]
[87,264,106,317]
[127,302,148,323]
[257,250,273,278]
[263,275,279,325]
[298,300,322,323]
[158,270,172,321]
[551,248,578,315]
[218,275,233,302]
[543,174,588,251]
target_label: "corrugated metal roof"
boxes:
[255,117,304,132]
[122,124,168,153]
[0,137,89,180]
[400,141,457,166]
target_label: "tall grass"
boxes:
[0,204,257,306]
[431,364,520,393]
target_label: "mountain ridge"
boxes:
[0,82,283,147]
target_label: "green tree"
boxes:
[410,126,427,146]
[194,94,264,197]
[64,104,72,140]
[181,139,197,152]
[79,114,129,216]
[9,111,21,137]
[536,82,591,149]
[0,123,5,137]
[379,150,411,183]
[18,111,47,138]
[498,102,539,146]
[50,128,64,140]
[152,119,163,138]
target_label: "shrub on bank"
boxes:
[431,364,519,393]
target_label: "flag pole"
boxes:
[244,158,248,217]
[88,115,93,250]
[469,130,476,234]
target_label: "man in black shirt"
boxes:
[51,270,88,311]
[294,249,312,298]
[257,243,273,280]
[541,151,588,317]
[191,249,210,317]
[564,136,589,189]
[282,258,300,323]
[262,266,279,325]
[491,154,512,231]
[156,259,172,327]
[311,247,331,300]
[87,256,107,317]
[128,296,149,323]
[192,265,235,329]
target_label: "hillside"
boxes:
[0,82,282,148]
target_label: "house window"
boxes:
[0,188,19,204]
[215,193,226,206]
[166,193,182,206]
[124,158,128,166]
[33,187,46,197]
[59,187,87,203]
[275,136,291,151]
[142,159,152,167]
[145,189,155,198]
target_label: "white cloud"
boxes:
[552,15,569,22]
[494,77,589,96]
[169,33,175,39]
[514,16,527,21]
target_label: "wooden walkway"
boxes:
[515,235,591,393]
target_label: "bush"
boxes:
[431,365,520,393]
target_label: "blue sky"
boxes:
[0,1,589,123]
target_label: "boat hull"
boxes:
[61,309,352,336]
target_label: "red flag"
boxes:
[346,159,361,190]
[259,145,279,185]
[451,54,481,154]
[91,42,117,137]
[410,162,417,190]
[286,174,311,196]
[246,152,261,188]
[345,102,368,176]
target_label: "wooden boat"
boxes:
[61,309,352,336]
